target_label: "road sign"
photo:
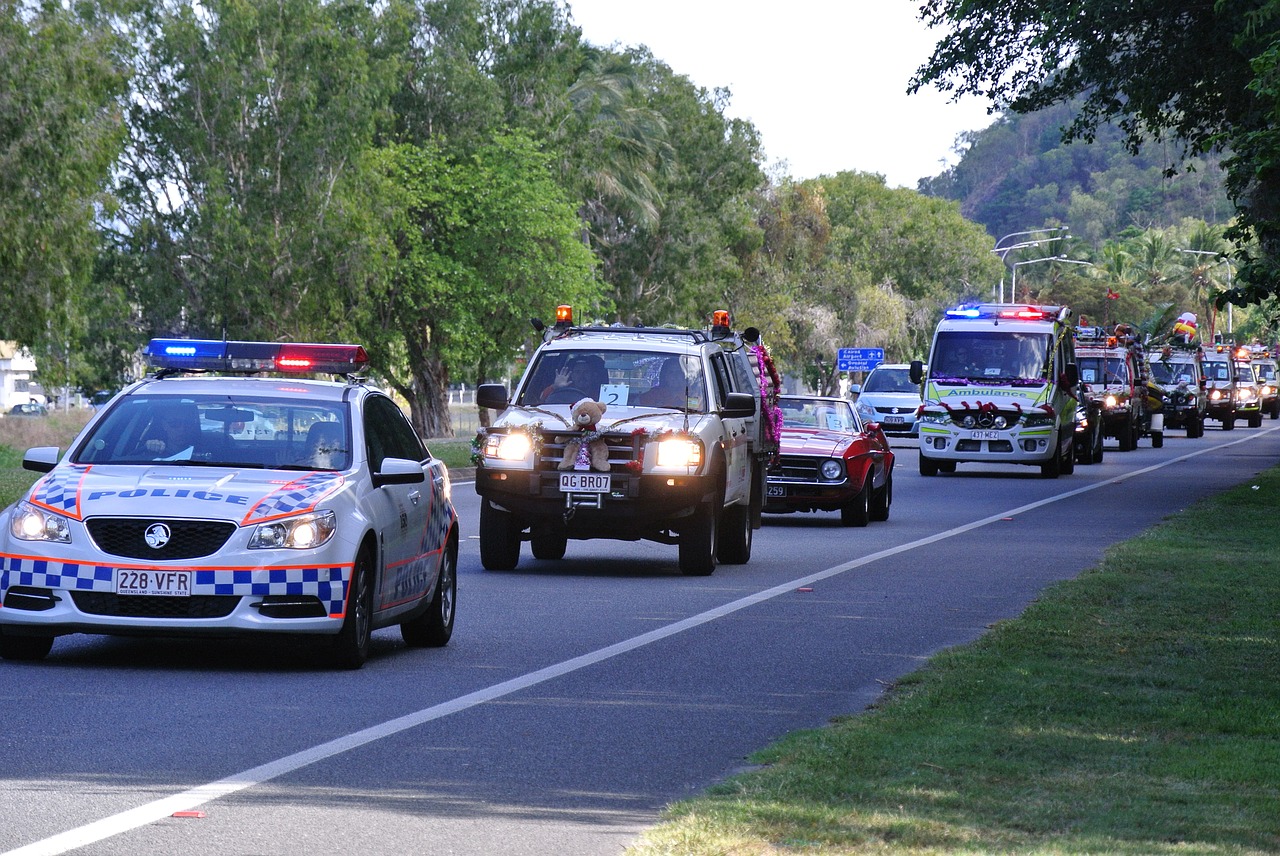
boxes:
[837,347,884,373]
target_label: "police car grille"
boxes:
[85,518,238,560]
[538,432,642,473]
[70,591,239,619]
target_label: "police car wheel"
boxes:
[0,630,54,661]
[331,550,374,669]
[401,537,457,648]
[840,478,870,527]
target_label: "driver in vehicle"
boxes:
[540,355,606,403]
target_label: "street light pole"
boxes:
[994,227,1071,303]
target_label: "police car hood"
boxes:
[498,405,719,436]
[777,428,855,457]
[27,464,345,524]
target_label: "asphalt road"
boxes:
[4,422,1279,856]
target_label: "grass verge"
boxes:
[629,468,1280,855]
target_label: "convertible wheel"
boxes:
[331,550,374,669]
[401,537,457,648]
[840,477,870,527]
[717,502,753,564]
[0,629,54,661]
[869,470,892,522]
[479,502,521,570]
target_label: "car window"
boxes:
[363,394,425,472]
[780,398,858,431]
[862,369,914,394]
[516,349,707,411]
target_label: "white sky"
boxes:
[564,0,998,188]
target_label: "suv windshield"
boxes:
[1079,357,1130,386]
[1149,361,1196,384]
[75,395,349,470]
[517,350,706,411]
[1204,360,1233,381]
[862,368,916,394]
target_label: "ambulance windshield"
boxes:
[933,331,1051,382]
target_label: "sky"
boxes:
[563,0,998,189]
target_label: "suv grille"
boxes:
[537,432,644,474]
[70,591,239,619]
[86,518,238,560]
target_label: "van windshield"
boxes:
[932,331,1051,382]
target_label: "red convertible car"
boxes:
[763,395,895,526]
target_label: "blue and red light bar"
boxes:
[945,304,1052,321]
[146,339,369,374]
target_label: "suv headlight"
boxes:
[480,430,535,469]
[10,500,71,543]
[249,510,337,550]
[651,436,703,471]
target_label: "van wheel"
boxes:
[717,503,752,564]
[480,502,521,570]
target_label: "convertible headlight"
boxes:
[249,510,336,550]
[10,500,71,543]
[481,431,534,467]
[653,437,703,469]
[819,459,845,480]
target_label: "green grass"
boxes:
[629,469,1280,855]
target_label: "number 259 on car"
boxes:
[115,569,192,597]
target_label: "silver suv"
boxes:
[474,308,778,576]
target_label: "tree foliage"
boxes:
[911,0,1280,306]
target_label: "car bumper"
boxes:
[918,425,1057,464]
[763,477,856,513]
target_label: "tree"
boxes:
[910,0,1280,306]
[362,135,601,438]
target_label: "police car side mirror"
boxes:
[22,446,59,473]
[721,392,756,419]
[909,360,923,385]
[476,383,510,411]
[373,457,426,488]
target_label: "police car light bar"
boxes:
[146,339,369,374]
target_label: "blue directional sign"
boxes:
[837,347,884,373]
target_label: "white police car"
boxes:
[0,339,459,668]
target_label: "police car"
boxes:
[0,339,459,668]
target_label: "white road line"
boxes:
[7,429,1273,856]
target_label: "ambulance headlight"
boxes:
[993,415,1008,429]
[819,459,844,480]
[249,510,337,550]
[481,431,534,467]
[1023,413,1054,428]
[653,437,703,470]
[10,501,71,543]
[961,414,976,428]
[919,411,950,425]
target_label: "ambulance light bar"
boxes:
[146,339,369,374]
[945,304,1052,321]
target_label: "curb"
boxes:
[447,466,477,482]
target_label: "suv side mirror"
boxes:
[476,383,510,411]
[721,391,756,419]
[909,360,923,385]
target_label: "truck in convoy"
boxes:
[473,306,780,576]
[1076,325,1162,450]
[910,303,1080,478]
[1146,343,1208,438]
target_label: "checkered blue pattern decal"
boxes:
[242,473,345,525]
[30,466,91,520]
[0,555,353,617]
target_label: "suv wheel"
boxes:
[678,497,719,576]
[480,502,522,570]
[717,502,752,564]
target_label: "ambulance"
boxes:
[910,303,1080,478]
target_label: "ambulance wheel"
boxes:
[530,532,567,560]
[0,629,53,661]
[869,471,892,522]
[1271,402,1279,419]
[679,496,719,576]
[480,502,521,570]
[1187,415,1204,438]
[331,549,374,669]
[717,502,752,564]
[1059,433,1075,475]
[1040,441,1062,478]
[919,456,939,477]
[401,535,456,648]
[939,461,956,473]
[840,478,870,527]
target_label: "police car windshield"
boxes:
[933,331,1051,381]
[518,350,707,411]
[74,395,350,470]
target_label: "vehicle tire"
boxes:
[869,470,892,522]
[400,536,456,647]
[1249,412,1262,428]
[938,461,957,473]
[1187,415,1204,439]
[479,502,521,570]
[840,477,870,527]
[1040,436,1062,478]
[678,495,719,576]
[1152,430,1164,448]
[919,456,939,477]
[717,502,752,564]
[331,549,374,669]
[1118,416,1135,451]
[1059,433,1075,475]
[1223,415,1236,431]
[1091,419,1105,463]
[0,630,53,661]
[530,531,567,560]
[1271,402,1280,419]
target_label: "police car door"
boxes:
[709,351,751,504]
[362,396,433,610]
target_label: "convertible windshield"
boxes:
[74,395,349,470]
[517,350,706,411]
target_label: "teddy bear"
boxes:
[557,398,610,472]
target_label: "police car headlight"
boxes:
[653,437,703,470]
[481,431,534,468]
[10,501,71,543]
[819,459,844,480]
[249,510,337,550]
